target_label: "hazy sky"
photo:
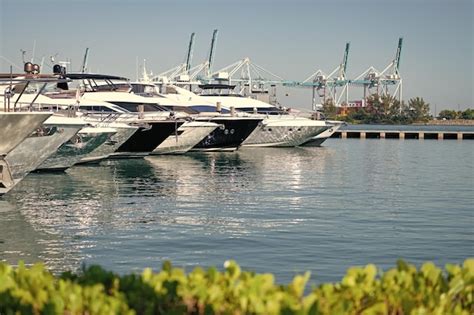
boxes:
[1,0,472,111]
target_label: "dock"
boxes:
[332,125,474,140]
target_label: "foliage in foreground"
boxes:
[0,259,473,315]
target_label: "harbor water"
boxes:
[0,139,472,284]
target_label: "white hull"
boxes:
[78,124,137,164]
[0,112,52,195]
[36,127,115,171]
[0,112,52,155]
[195,93,327,147]
[151,122,218,155]
[301,121,343,147]
[242,117,328,147]
[6,121,83,178]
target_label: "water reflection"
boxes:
[4,142,468,285]
[0,200,48,266]
[4,166,121,271]
[1,148,337,273]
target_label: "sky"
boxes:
[1,0,472,112]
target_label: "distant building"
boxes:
[337,100,366,116]
[346,100,365,108]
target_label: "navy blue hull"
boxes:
[192,118,261,151]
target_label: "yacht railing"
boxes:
[0,76,71,113]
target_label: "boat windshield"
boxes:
[130,84,162,97]
[234,106,287,115]
[160,105,199,115]
[62,74,132,93]
[197,83,240,96]
[190,105,230,113]
[109,102,168,112]
[78,104,127,113]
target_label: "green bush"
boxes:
[0,259,472,314]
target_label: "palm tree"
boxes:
[366,94,401,123]
[405,97,431,122]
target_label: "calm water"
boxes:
[0,139,473,284]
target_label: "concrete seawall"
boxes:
[332,125,474,140]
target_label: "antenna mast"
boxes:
[20,49,27,64]
[31,40,36,63]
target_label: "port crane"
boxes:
[152,32,197,83]
[351,37,403,102]
[285,42,351,109]
[283,38,402,108]
[153,30,219,85]
[149,31,403,111]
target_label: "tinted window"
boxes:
[79,106,94,111]
[131,84,160,96]
[191,105,230,113]
[162,105,199,115]
[96,106,115,112]
[79,105,116,112]
[237,107,286,115]
[110,102,168,112]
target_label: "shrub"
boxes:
[0,259,472,314]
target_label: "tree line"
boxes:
[437,108,474,120]
[321,95,473,124]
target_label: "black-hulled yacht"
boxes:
[130,82,262,151]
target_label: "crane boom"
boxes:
[185,33,195,72]
[395,37,403,72]
[208,29,218,75]
[342,42,350,77]
[81,48,89,73]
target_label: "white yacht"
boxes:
[0,112,52,195]
[156,83,329,147]
[0,72,91,193]
[77,122,138,162]
[4,80,133,168]
[5,115,86,177]
[300,120,344,146]
[152,121,219,154]
[24,93,140,162]
[35,126,117,171]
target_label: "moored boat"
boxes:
[6,115,86,177]
[0,112,53,195]
[300,120,344,146]
[152,121,219,154]
[35,126,116,172]
[132,82,263,151]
